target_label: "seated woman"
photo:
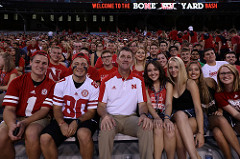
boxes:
[215,64,240,158]
[187,61,240,159]
[8,47,25,75]
[0,52,18,106]
[132,48,146,77]
[157,52,168,75]
[167,57,204,159]
[91,42,104,67]
[144,60,175,159]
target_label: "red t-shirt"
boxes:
[66,66,100,83]
[94,54,118,69]
[98,66,117,82]
[231,35,240,54]
[148,87,166,112]
[46,63,68,82]
[216,36,229,50]
[201,34,214,49]
[27,45,40,56]
[18,57,25,68]
[236,65,240,74]
[189,31,198,44]
[182,34,189,41]
[2,73,55,117]
[0,69,18,86]
[132,65,144,77]
[215,90,240,112]
[169,30,178,41]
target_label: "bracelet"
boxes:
[59,121,65,127]
[164,114,171,119]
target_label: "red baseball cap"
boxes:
[72,53,90,65]
[31,50,50,63]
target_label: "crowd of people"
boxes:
[0,26,240,159]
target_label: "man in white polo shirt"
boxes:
[97,47,153,159]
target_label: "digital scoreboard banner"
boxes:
[91,2,218,10]
[5,0,234,3]
[2,0,240,12]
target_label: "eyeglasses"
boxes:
[170,49,177,52]
[102,55,112,59]
[219,71,233,76]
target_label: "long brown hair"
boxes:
[1,52,15,73]
[186,61,211,105]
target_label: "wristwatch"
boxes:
[76,118,81,125]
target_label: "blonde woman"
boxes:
[132,48,146,76]
[0,52,18,106]
[167,57,204,159]
[187,62,240,159]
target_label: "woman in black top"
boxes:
[167,57,204,159]
[187,61,240,159]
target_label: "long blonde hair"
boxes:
[134,48,147,68]
[167,57,187,87]
[217,64,240,92]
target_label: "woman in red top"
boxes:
[215,64,240,134]
[144,60,176,159]
[8,48,25,75]
[0,52,18,106]
[132,48,146,76]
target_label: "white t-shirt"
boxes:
[202,61,228,82]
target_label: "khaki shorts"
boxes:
[0,117,50,128]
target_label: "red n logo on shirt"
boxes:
[131,84,137,89]
[47,67,62,82]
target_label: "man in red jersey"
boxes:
[46,46,68,82]
[0,50,55,159]
[98,50,117,82]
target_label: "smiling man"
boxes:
[180,47,191,66]
[0,50,55,159]
[202,48,228,82]
[46,46,68,82]
[98,50,117,82]
[40,53,99,159]
[97,47,153,159]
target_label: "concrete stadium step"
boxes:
[14,134,240,159]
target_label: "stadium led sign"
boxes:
[91,2,218,10]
